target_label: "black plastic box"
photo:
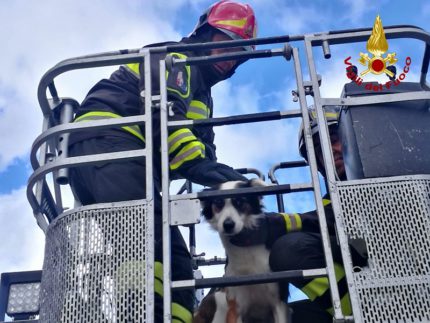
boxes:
[339,82,430,180]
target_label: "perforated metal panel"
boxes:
[336,177,430,322]
[38,201,150,323]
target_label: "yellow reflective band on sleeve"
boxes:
[326,292,352,316]
[170,141,205,170]
[301,262,345,301]
[281,213,302,232]
[282,213,292,232]
[293,213,302,231]
[168,128,197,154]
[215,18,247,28]
[186,100,210,120]
[124,63,141,78]
[322,198,331,207]
[166,52,191,99]
[172,302,192,323]
[74,111,145,142]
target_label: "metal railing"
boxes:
[26,25,430,323]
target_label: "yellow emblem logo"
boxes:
[358,15,397,77]
[344,14,412,91]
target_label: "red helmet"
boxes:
[192,0,257,51]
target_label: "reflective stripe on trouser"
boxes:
[74,111,145,142]
[69,137,193,322]
[269,232,351,317]
[300,262,352,315]
[154,261,192,323]
[115,260,191,323]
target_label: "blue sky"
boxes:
[0,0,429,309]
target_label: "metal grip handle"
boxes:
[56,99,78,185]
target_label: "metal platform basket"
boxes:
[336,176,430,323]
[38,200,150,323]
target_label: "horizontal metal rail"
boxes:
[30,114,147,169]
[168,109,301,129]
[168,46,292,67]
[323,91,430,107]
[172,268,327,290]
[268,160,310,213]
[195,256,227,267]
[169,183,314,202]
[269,160,309,183]
[37,35,302,116]
[27,149,145,214]
[37,25,430,117]
[308,26,427,46]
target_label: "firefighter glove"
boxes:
[179,159,247,187]
[229,213,287,248]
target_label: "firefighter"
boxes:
[230,106,367,322]
[68,1,257,322]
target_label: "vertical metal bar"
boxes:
[271,177,285,213]
[189,225,197,261]
[292,46,345,321]
[48,140,63,212]
[34,117,51,232]
[420,44,430,88]
[185,181,197,259]
[159,59,173,322]
[304,38,362,322]
[57,100,76,184]
[143,50,155,323]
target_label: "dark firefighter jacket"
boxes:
[265,196,336,245]
[266,197,366,317]
[70,40,245,187]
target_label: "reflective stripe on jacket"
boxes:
[74,111,145,142]
[70,42,216,175]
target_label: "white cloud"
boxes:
[2,0,427,308]
[0,187,45,274]
[211,80,301,173]
[423,2,430,16]
[338,0,383,24]
[0,0,189,282]
[0,0,185,171]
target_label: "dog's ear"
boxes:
[249,178,267,187]
[249,179,266,210]
[201,200,213,220]
[236,178,267,189]
[200,187,215,220]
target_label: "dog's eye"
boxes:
[212,198,225,210]
[232,197,246,209]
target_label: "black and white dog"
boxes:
[199,179,288,323]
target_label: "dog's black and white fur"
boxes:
[201,179,288,323]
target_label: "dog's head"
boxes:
[201,179,266,236]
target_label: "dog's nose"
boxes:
[223,218,235,233]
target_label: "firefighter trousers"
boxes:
[69,134,194,323]
[269,232,349,323]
